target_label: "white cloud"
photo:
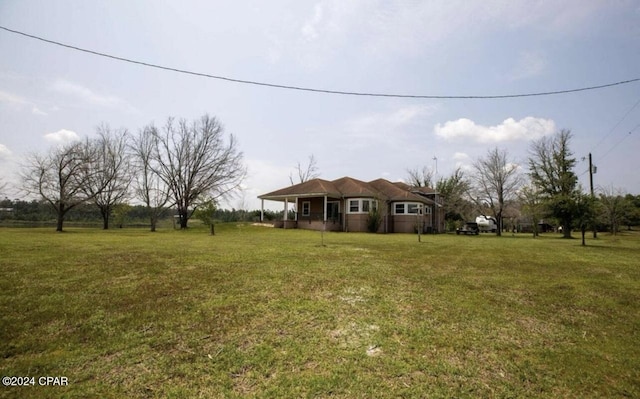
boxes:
[450,151,473,172]
[292,0,364,68]
[335,104,438,152]
[32,107,48,116]
[0,90,49,116]
[301,3,324,40]
[44,129,80,144]
[348,104,436,133]
[509,51,548,81]
[0,90,29,106]
[271,1,610,68]
[51,79,137,112]
[0,144,12,159]
[453,152,470,161]
[434,117,556,143]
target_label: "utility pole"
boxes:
[589,153,597,238]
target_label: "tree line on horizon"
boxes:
[0,199,283,227]
[5,114,245,232]
[1,118,639,238]
[405,130,640,243]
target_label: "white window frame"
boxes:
[346,198,378,214]
[393,202,425,215]
[394,203,405,214]
[349,200,360,213]
[302,201,311,216]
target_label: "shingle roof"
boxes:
[333,176,381,198]
[369,179,427,202]
[392,181,436,195]
[259,178,341,199]
[259,177,435,204]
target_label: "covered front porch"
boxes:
[260,194,344,232]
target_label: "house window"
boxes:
[394,202,424,215]
[302,201,310,216]
[347,198,378,214]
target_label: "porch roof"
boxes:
[258,178,341,201]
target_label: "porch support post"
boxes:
[323,195,327,222]
[284,198,288,221]
[260,199,264,222]
[343,198,347,232]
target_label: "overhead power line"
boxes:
[590,97,640,152]
[582,121,640,177]
[2,25,640,99]
[598,122,639,162]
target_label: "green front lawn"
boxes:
[1,225,638,398]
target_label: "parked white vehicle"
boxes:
[476,215,497,233]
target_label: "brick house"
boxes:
[258,177,444,233]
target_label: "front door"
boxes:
[326,201,340,222]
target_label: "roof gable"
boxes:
[259,176,436,204]
[369,179,432,203]
[333,176,381,198]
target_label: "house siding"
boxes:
[345,213,368,232]
[296,197,342,232]
[259,177,444,234]
[393,214,424,233]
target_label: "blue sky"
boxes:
[1,1,639,210]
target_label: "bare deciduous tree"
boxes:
[86,125,131,230]
[151,114,245,229]
[22,140,102,231]
[131,126,171,232]
[471,147,521,236]
[290,154,319,185]
[0,178,8,197]
[406,166,434,188]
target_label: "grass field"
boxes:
[1,225,639,398]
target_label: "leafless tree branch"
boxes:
[290,154,320,185]
[150,114,246,228]
[470,147,522,235]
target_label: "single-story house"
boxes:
[258,177,445,233]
